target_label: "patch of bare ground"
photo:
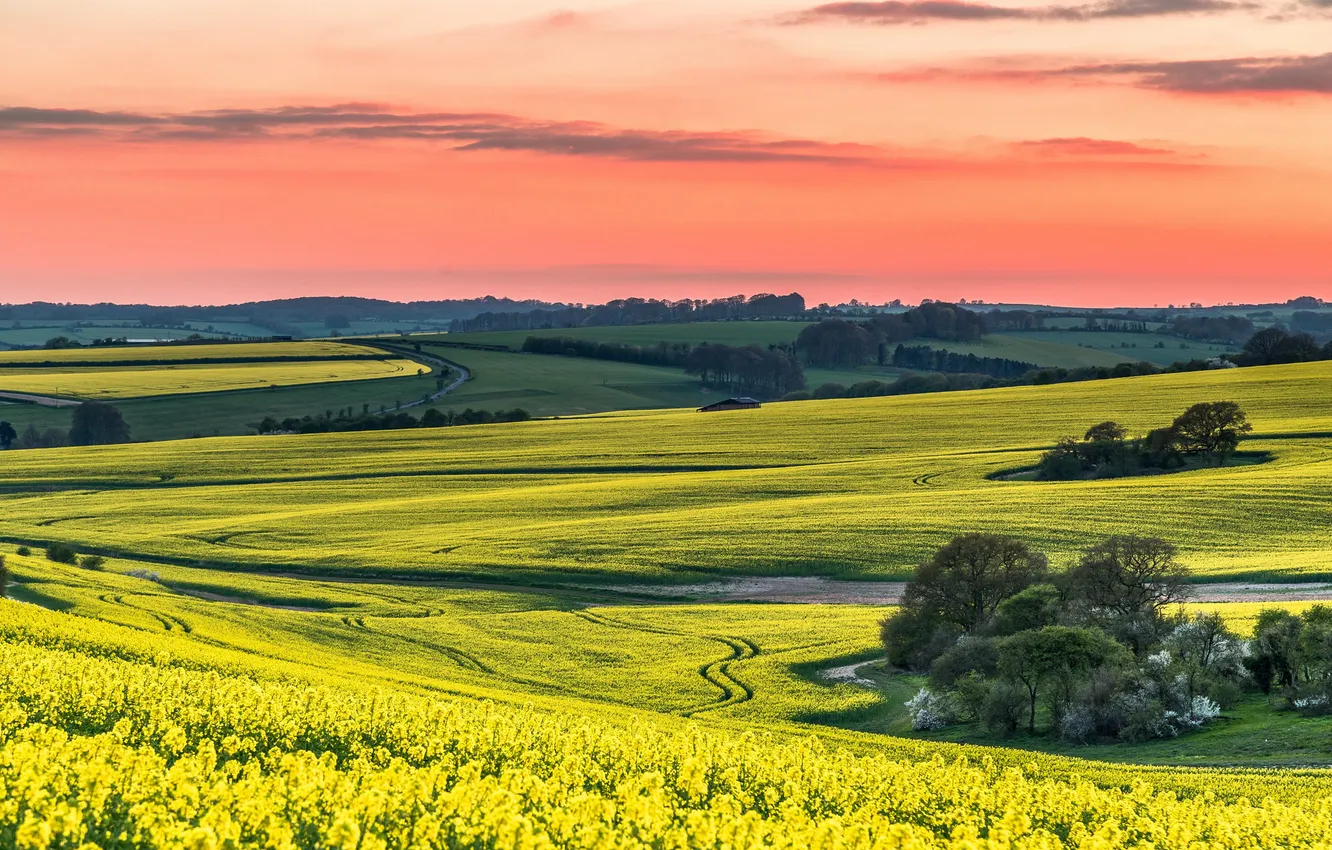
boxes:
[590,577,1332,605]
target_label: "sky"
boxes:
[2,0,1331,307]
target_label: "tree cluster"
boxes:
[1169,316,1255,344]
[0,402,132,451]
[255,406,531,435]
[794,304,988,369]
[1247,607,1332,714]
[683,343,805,398]
[1237,327,1332,366]
[1036,402,1251,480]
[885,533,1243,743]
[1290,311,1332,337]
[451,293,806,333]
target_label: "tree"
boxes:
[43,335,82,349]
[16,424,68,449]
[1036,437,1085,480]
[0,420,15,450]
[1063,536,1190,620]
[1081,421,1128,470]
[999,626,1124,733]
[1170,401,1251,464]
[45,542,78,565]
[903,534,1049,633]
[1137,426,1182,469]
[1241,328,1323,366]
[794,320,877,369]
[1299,604,1332,690]
[1241,327,1289,365]
[993,584,1063,636]
[1250,609,1303,692]
[70,402,131,446]
[421,408,447,428]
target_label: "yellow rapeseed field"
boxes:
[1,361,1329,579]
[0,341,424,398]
[6,590,1332,849]
[0,341,375,364]
[5,363,1332,848]
[0,358,422,399]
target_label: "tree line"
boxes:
[520,336,693,369]
[889,345,1036,379]
[794,304,991,369]
[885,533,1277,743]
[1036,402,1252,480]
[682,343,805,398]
[255,406,531,435]
[451,293,807,333]
[0,401,131,450]
[1236,327,1332,366]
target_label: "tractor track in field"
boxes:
[911,473,940,487]
[572,609,757,716]
[340,614,493,674]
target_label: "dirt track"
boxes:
[593,577,1332,606]
[0,391,80,408]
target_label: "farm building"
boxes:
[697,397,761,413]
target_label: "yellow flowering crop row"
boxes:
[6,602,1332,849]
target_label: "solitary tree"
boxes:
[1170,401,1251,464]
[0,420,15,450]
[903,533,1049,633]
[69,402,131,446]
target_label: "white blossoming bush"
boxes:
[905,688,953,731]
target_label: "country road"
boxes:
[373,346,471,410]
[0,391,81,408]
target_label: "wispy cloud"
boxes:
[791,0,1255,24]
[0,104,887,164]
[0,102,1211,175]
[874,52,1332,94]
[1014,137,1177,156]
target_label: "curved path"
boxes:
[0,390,80,407]
[573,609,757,715]
[366,345,471,410]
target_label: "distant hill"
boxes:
[0,296,569,339]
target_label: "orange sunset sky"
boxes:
[2,0,1330,306]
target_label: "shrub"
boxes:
[904,688,953,731]
[45,543,78,565]
[982,681,1027,737]
[15,546,30,557]
[80,554,106,570]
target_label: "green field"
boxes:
[0,340,384,365]
[1006,330,1238,366]
[420,345,725,415]
[0,369,446,441]
[0,340,436,439]
[431,321,811,350]
[2,361,1329,582]
[431,323,1134,369]
[0,323,249,348]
